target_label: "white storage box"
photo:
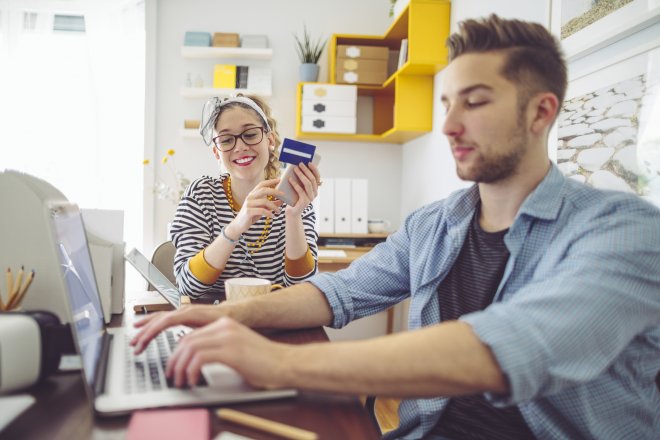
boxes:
[302,116,356,133]
[301,100,357,117]
[302,84,357,101]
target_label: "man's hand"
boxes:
[166,316,290,389]
[130,304,226,354]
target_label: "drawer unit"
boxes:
[301,84,357,134]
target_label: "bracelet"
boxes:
[220,225,240,244]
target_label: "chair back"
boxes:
[148,240,176,290]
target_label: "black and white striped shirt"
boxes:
[170,174,318,300]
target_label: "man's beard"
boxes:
[456,115,528,184]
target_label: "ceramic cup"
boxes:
[224,277,283,301]
[367,219,391,234]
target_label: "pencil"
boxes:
[10,265,24,303]
[8,270,35,310]
[5,268,13,308]
[216,408,318,440]
[0,287,5,311]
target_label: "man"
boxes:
[132,15,660,439]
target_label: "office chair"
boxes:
[148,240,177,290]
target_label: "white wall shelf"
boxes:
[181,46,272,60]
[180,87,272,98]
[179,128,201,138]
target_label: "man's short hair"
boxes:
[446,14,567,110]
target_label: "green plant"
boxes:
[389,0,397,17]
[294,25,327,64]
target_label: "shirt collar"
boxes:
[445,162,566,226]
[517,162,566,221]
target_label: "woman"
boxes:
[171,94,321,300]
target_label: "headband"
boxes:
[200,96,272,146]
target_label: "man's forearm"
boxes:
[227,282,334,329]
[279,320,508,397]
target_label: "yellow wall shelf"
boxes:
[295,0,450,144]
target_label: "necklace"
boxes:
[226,176,272,255]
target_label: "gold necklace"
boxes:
[226,176,272,255]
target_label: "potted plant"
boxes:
[294,25,327,82]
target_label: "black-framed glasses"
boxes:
[212,126,267,152]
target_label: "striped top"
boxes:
[170,174,318,300]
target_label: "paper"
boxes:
[0,395,35,431]
[318,249,347,258]
[214,432,256,440]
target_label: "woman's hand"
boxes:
[130,304,226,354]
[227,178,284,238]
[166,316,290,389]
[285,163,321,217]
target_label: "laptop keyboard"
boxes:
[123,328,206,393]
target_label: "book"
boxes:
[213,64,236,89]
[127,408,209,440]
[246,66,272,95]
[236,65,249,89]
[397,38,408,69]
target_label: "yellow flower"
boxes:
[142,159,150,165]
[167,149,176,156]
[162,156,169,164]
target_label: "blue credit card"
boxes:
[279,138,316,165]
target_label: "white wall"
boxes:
[146,0,401,251]
[400,0,552,222]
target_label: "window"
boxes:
[0,1,145,289]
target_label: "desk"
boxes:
[1,303,380,439]
[317,233,394,334]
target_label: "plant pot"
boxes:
[299,63,320,82]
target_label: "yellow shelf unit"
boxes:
[295,0,450,144]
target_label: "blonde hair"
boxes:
[213,94,281,179]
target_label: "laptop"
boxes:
[49,201,296,416]
[124,247,187,311]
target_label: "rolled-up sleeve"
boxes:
[310,212,417,328]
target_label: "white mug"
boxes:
[224,277,283,301]
[367,219,391,233]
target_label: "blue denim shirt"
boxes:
[310,164,660,439]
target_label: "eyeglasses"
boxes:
[212,126,267,152]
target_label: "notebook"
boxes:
[49,201,296,416]
[124,247,184,310]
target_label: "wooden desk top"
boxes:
[1,306,380,439]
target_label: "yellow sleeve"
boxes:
[285,247,315,277]
[189,249,222,285]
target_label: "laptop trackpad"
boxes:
[201,362,244,388]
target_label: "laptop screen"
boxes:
[125,247,181,308]
[50,202,105,389]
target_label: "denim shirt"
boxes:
[310,164,660,440]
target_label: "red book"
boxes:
[127,408,210,440]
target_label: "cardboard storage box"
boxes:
[212,32,239,47]
[336,58,388,85]
[336,44,389,60]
